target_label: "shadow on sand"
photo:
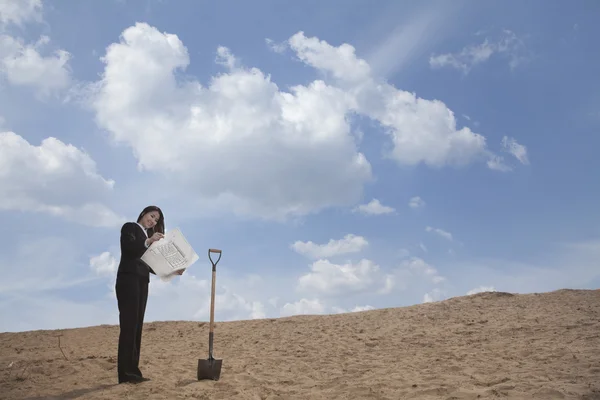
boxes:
[23,383,117,400]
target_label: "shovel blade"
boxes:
[197,358,222,381]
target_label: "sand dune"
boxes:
[1,289,599,399]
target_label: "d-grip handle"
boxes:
[208,248,222,267]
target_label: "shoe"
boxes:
[119,373,150,384]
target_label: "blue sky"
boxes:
[1,0,599,332]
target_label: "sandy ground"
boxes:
[1,288,599,400]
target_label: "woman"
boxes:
[115,205,165,384]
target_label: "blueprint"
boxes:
[141,228,199,281]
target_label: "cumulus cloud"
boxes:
[332,304,375,314]
[287,31,495,169]
[353,198,395,215]
[291,234,368,259]
[0,0,43,28]
[297,259,383,296]
[0,131,124,227]
[0,1,73,98]
[429,29,529,74]
[280,298,325,317]
[403,257,445,284]
[351,305,375,312]
[423,288,445,303]
[89,251,117,277]
[86,23,372,221]
[0,34,72,96]
[288,32,372,83]
[82,24,525,222]
[145,271,268,322]
[202,287,266,321]
[409,196,425,209]
[467,286,497,295]
[487,155,513,172]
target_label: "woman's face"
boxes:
[140,210,160,229]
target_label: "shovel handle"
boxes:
[208,249,222,268]
[207,248,222,358]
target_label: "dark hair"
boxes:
[136,205,165,236]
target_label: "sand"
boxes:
[1,288,599,400]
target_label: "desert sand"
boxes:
[1,289,599,400]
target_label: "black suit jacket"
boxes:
[117,222,156,281]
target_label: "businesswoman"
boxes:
[115,205,165,384]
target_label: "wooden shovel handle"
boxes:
[208,249,222,269]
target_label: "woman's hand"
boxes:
[148,232,164,245]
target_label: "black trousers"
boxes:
[115,273,149,381]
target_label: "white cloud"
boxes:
[287,31,499,170]
[0,0,42,28]
[203,287,266,321]
[4,233,599,332]
[0,258,269,331]
[354,198,395,215]
[84,24,523,224]
[86,23,372,221]
[89,251,117,277]
[332,304,375,314]
[145,271,269,322]
[288,32,372,83]
[297,259,383,296]
[291,234,368,259]
[280,298,325,317]
[0,131,124,227]
[352,305,375,312]
[487,155,512,172]
[403,257,445,284]
[467,286,497,295]
[429,29,528,74]
[423,288,445,303]
[0,34,72,96]
[425,226,453,241]
[409,196,425,209]
[250,302,267,319]
[501,136,529,165]
[486,136,529,172]
[265,38,286,54]
[215,46,238,70]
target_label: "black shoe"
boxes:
[119,373,150,384]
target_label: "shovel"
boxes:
[197,248,223,381]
